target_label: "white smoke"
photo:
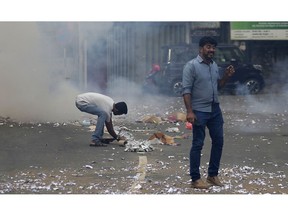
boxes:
[0,22,167,123]
[0,22,81,123]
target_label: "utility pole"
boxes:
[77,23,88,91]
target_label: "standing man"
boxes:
[75,92,128,147]
[182,36,235,189]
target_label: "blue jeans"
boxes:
[76,102,108,142]
[190,103,224,181]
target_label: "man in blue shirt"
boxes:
[182,36,235,189]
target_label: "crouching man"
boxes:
[75,92,128,147]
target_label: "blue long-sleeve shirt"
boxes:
[182,55,220,112]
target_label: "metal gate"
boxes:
[106,22,189,89]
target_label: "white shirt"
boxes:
[76,92,114,121]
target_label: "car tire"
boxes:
[236,78,262,95]
[171,80,183,97]
[245,78,263,94]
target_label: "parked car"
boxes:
[143,44,265,97]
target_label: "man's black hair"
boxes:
[115,102,128,114]
[199,36,218,47]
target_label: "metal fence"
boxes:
[106,22,189,88]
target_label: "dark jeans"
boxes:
[190,103,224,181]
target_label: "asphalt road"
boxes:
[1,93,288,195]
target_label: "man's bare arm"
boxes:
[105,117,118,140]
[183,93,196,124]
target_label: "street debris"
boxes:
[136,115,163,124]
[165,127,180,133]
[148,132,179,145]
[84,165,93,169]
[124,140,155,152]
[0,163,287,194]
[1,94,288,195]
[167,112,186,122]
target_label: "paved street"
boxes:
[1,93,288,195]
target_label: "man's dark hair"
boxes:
[199,36,218,47]
[115,102,128,115]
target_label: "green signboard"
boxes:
[231,22,288,40]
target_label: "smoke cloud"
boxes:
[0,22,167,123]
[0,22,81,123]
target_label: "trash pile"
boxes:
[112,126,183,152]
[0,116,10,125]
[123,140,156,152]
[148,132,178,145]
[76,111,192,153]
[77,109,192,153]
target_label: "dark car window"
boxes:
[215,47,245,64]
[163,45,246,65]
[163,47,196,64]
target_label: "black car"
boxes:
[144,44,265,97]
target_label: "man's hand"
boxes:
[116,135,126,141]
[186,111,197,124]
[219,65,235,88]
[225,65,235,77]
